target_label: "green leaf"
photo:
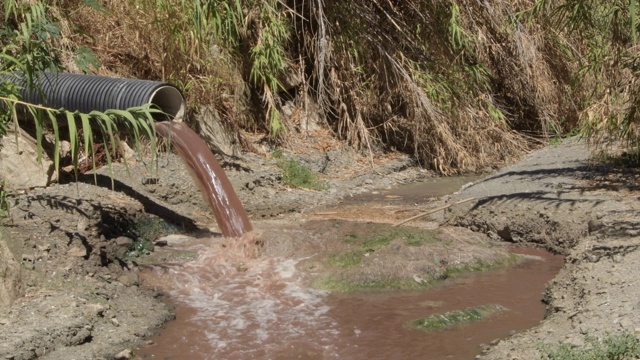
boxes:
[47,110,60,182]
[28,107,45,163]
[92,112,115,189]
[74,46,100,74]
[79,112,96,183]
[4,0,17,22]
[80,0,109,14]
[65,111,79,180]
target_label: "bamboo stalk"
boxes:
[392,197,476,227]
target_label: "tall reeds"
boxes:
[5,0,638,174]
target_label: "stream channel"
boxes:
[136,177,564,360]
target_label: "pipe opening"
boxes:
[149,86,186,121]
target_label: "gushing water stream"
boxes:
[155,121,252,237]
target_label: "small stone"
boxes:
[626,229,640,236]
[69,328,92,345]
[118,273,139,287]
[111,318,120,327]
[154,239,168,247]
[0,318,8,325]
[490,338,500,346]
[84,303,107,318]
[114,349,132,360]
[587,219,604,234]
[77,218,88,232]
[119,141,136,160]
[114,236,133,247]
[142,177,159,185]
[21,254,35,269]
[37,244,51,252]
[68,246,87,257]
[497,225,513,241]
[155,234,191,246]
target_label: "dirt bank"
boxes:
[446,139,640,358]
[1,138,638,359]
[0,145,429,360]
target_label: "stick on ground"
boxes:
[392,197,476,227]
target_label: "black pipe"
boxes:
[2,72,185,120]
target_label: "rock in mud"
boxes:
[117,272,139,287]
[114,349,133,360]
[0,132,55,189]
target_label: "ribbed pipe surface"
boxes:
[2,72,185,120]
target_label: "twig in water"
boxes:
[392,197,476,227]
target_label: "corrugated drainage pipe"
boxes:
[2,72,185,120]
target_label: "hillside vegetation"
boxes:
[2,0,640,174]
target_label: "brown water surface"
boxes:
[326,247,562,360]
[350,175,482,204]
[138,245,563,360]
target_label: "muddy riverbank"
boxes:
[447,140,640,359]
[1,138,638,359]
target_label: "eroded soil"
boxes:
[1,138,639,359]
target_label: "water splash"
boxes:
[142,234,340,358]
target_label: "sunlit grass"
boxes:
[411,304,507,331]
[277,158,327,190]
[539,332,640,360]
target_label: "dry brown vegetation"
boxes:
[6,0,638,173]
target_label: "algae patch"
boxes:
[312,222,517,292]
[412,304,507,330]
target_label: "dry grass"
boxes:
[18,0,598,174]
[59,0,248,126]
[290,0,556,173]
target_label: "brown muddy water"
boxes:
[155,121,252,237]
[137,241,563,360]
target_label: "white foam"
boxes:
[150,243,340,358]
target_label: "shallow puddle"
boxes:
[349,175,482,204]
[323,247,563,359]
[137,243,562,360]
